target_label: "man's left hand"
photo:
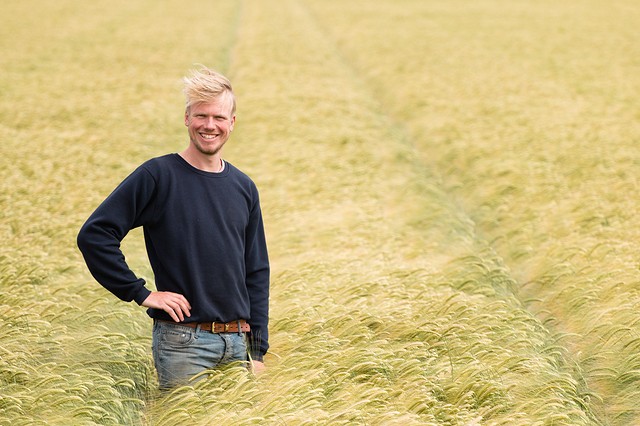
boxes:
[252,360,266,374]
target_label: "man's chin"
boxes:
[195,144,223,156]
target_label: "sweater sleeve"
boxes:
[77,166,156,305]
[244,187,270,361]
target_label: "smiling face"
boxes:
[184,94,236,157]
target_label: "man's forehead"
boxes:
[189,97,234,115]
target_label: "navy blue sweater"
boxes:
[77,154,270,359]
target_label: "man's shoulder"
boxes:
[137,154,180,176]
[226,162,257,187]
[142,154,176,169]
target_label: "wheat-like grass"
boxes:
[1,0,637,424]
[301,0,640,423]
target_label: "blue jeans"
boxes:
[152,320,248,389]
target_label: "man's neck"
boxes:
[179,148,224,173]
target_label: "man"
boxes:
[77,67,269,389]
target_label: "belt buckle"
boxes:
[211,322,230,332]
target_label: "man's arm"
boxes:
[78,167,181,309]
[244,186,270,362]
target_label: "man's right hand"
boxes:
[141,291,191,322]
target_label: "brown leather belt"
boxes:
[158,319,250,333]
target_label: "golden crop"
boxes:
[1,0,638,424]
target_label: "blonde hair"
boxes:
[183,66,236,115]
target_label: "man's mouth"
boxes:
[200,133,218,140]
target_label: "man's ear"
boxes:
[230,115,236,131]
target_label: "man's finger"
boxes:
[166,299,185,322]
[141,291,191,322]
[165,306,179,322]
[175,297,191,320]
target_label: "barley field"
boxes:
[1,0,639,425]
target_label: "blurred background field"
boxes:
[1,0,639,424]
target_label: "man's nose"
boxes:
[204,117,216,128]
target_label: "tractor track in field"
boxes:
[273,0,608,423]
[228,0,606,423]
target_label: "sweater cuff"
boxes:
[133,287,152,305]
[250,351,264,362]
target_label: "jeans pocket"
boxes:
[159,325,196,346]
